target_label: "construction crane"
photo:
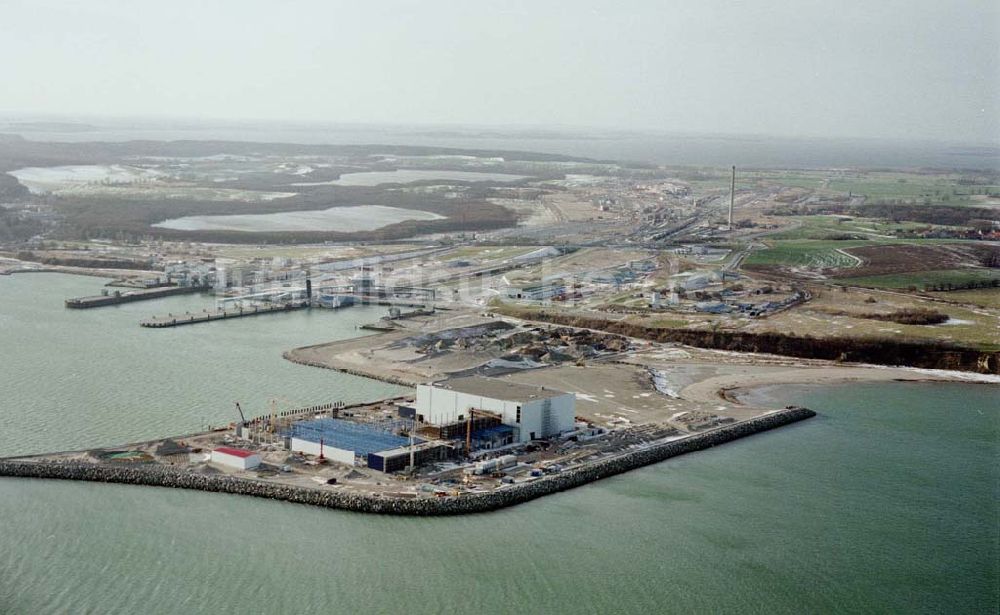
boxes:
[267,396,296,439]
[234,401,247,425]
[465,408,503,456]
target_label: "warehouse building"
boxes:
[415,377,575,443]
[503,282,565,301]
[283,417,411,466]
[211,447,261,470]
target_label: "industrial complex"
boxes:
[232,376,578,476]
[1,140,995,513]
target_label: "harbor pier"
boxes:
[140,301,309,328]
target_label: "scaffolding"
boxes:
[418,413,501,441]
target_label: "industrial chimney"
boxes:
[729,165,736,229]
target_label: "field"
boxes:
[743,239,996,285]
[747,286,1000,350]
[748,169,1000,206]
[743,240,867,269]
[765,215,961,240]
[834,268,999,290]
[937,288,1000,308]
[832,243,993,276]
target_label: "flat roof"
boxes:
[429,376,570,403]
[284,418,409,456]
[213,447,256,459]
[370,440,449,459]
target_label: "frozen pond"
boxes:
[152,205,444,232]
[10,164,163,193]
[291,169,528,186]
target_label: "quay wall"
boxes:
[0,407,815,516]
[66,285,205,308]
[142,302,308,328]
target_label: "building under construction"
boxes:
[367,441,452,473]
[227,376,576,474]
[415,377,576,445]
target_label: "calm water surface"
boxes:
[0,273,997,614]
[4,119,997,169]
[294,169,528,186]
[0,273,404,456]
[153,205,444,233]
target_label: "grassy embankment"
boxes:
[494,302,999,373]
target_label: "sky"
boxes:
[1,0,998,144]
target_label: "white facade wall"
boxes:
[503,285,563,301]
[211,450,261,470]
[290,437,356,465]
[415,386,575,443]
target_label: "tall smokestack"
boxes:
[729,165,736,229]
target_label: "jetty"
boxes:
[66,284,208,308]
[0,406,816,516]
[140,301,309,328]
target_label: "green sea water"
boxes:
[1,273,997,614]
[0,273,404,457]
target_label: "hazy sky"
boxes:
[2,0,997,143]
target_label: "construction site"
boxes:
[3,339,834,505]
[2,142,996,511]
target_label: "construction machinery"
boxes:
[465,408,503,456]
[234,401,248,425]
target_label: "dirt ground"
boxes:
[285,310,503,385]
[832,243,996,278]
[285,307,998,434]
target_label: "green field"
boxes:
[744,239,869,268]
[935,288,1000,308]
[765,215,968,241]
[835,268,1000,290]
[749,170,999,206]
[744,238,979,271]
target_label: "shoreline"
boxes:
[0,261,149,279]
[282,348,419,387]
[679,364,1000,406]
[0,407,816,516]
[3,271,991,516]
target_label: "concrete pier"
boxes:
[140,301,309,328]
[66,285,207,308]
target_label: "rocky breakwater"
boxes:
[0,407,815,515]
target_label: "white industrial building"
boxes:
[503,282,565,301]
[415,377,576,443]
[289,437,355,465]
[211,446,261,470]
